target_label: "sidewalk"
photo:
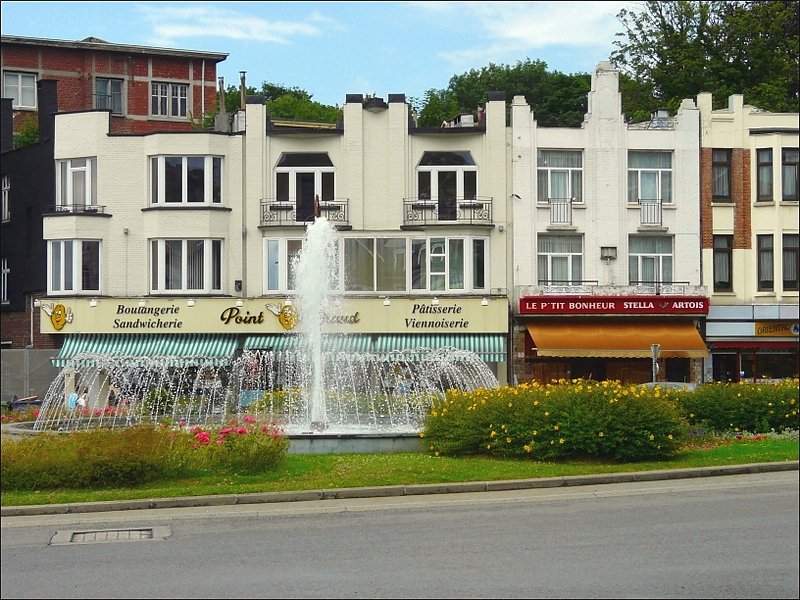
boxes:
[2,460,797,518]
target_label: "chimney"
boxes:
[1,97,12,153]
[37,79,58,143]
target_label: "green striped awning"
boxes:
[244,333,507,362]
[52,334,239,368]
[374,334,507,362]
[243,334,375,353]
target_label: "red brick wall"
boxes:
[1,295,59,349]
[700,147,751,249]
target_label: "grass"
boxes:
[2,433,796,507]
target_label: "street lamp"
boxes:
[650,343,661,383]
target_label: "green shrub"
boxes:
[423,379,688,461]
[0,418,289,491]
[678,379,799,434]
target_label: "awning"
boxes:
[52,334,239,368]
[244,334,374,353]
[526,321,708,358]
[244,333,507,362]
[711,341,798,350]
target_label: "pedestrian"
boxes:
[77,387,89,409]
[67,388,79,410]
[108,386,118,407]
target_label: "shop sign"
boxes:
[755,322,800,337]
[519,295,708,315]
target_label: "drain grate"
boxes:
[51,526,171,545]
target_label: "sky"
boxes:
[1,1,633,107]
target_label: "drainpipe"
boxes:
[201,59,206,120]
[240,71,247,298]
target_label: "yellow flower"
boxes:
[598,432,604,437]
[544,411,549,417]
[523,444,532,453]
[559,438,565,444]
[490,430,497,438]
[667,434,673,440]
[649,434,655,441]
[554,424,559,430]
[434,451,440,456]
[506,437,512,443]
[418,431,425,438]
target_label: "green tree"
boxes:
[266,94,341,123]
[611,0,799,114]
[418,59,592,128]
[13,113,39,149]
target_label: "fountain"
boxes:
[29,217,499,451]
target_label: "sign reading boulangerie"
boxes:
[520,295,709,315]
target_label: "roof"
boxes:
[1,34,228,61]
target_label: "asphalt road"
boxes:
[2,471,798,599]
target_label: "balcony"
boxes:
[46,204,108,215]
[637,198,663,227]
[547,197,574,227]
[260,198,350,229]
[402,196,493,227]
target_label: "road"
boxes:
[2,471,798,599]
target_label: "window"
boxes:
[757,149,773,201]
[712,149,731,201]
[150,156,222,205]
[56,158,97,210]
[2,175,9,222]
[783,149,798,202]
[275,153,334,222]
[713,235,733,292]
[95,77,123,114]
[628,151,672,204]
[48,240,100,293]
[629,236,673,284]
[757,235,774,291]
[151,82,188,118]
[410,236,486,292]
[537,235,582,284]
[3,72,36,109]
[537,150,582,202]
[150,239,222,293]
[1,258,8,304]
[783,234,799,291]
[417,151,477,220]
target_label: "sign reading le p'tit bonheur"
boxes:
[519,295,709,315]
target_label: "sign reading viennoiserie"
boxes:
[519,295,709,315]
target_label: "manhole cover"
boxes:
[50,526,171,545]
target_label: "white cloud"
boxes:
[137,4,325,46]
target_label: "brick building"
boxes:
[1,34,227,135]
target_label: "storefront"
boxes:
[41,296,509,380]
[515,295,709,384]
[705,306,799,382]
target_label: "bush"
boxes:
[423,379,689,461]
[0,417,289,491]
[677,379,799,434]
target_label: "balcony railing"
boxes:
[403,196,493,227]
[630,281,690,295]
[536,280,599,294]
[547,197,573,225]
[260,198,350,227]
[638,198,663,226]
[48,204,107,215]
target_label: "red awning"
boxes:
[711,341,798,350]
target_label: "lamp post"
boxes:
[650,343,661,383]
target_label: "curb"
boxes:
[2,461,797,517]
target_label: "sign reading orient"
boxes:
[519,295,709,315]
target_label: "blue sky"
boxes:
[2,1,633,107]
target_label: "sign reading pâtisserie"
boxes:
[519,295,709,315]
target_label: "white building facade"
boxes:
[510,62,708,384]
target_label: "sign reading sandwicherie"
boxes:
[519,295,709,315]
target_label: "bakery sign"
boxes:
[520,295,709,315]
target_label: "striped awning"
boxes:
[51,334,239,368]
[244,333,507,362]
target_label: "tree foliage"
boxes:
[13,113,39,149]
[611,0,799,115]
[417,59,591,128]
